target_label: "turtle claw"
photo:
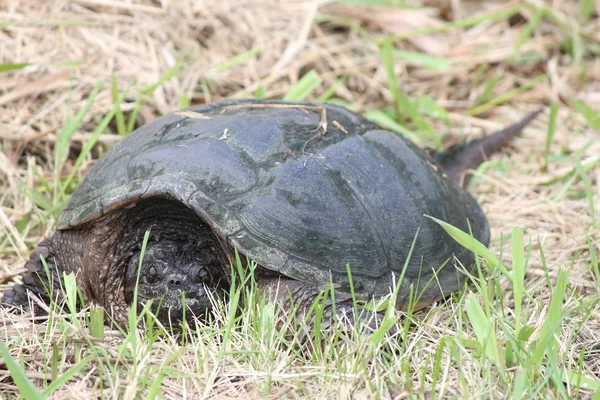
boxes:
[1,283,31,311]
[1,239,61,317]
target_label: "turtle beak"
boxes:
[146,284,215,324]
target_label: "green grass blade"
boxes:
[370,229,419,346]
[253,85,266,100]
[511,227,525,335]
[393,50,450,71]
[380,38,441,147]
[527,268,569,368]
[475,74,502,106]
[573,99,600,131]
[538,154,600,186]
[569,30,585,62]
[563,370,600,391]
[424,215,501,269]
[512,367,527,398]
[133,230,151,310]
[515,7,544,51]
[574,155,596,221]
[61,91,126,192]
[89,305,105,339]
[51,343,58,381]
[369,316,398,345]
[129,229,152,336]
[465,295,499,365]
[145,371,165,400]
[216,46,261,72]
[345,263,359,330]
[386,4,523,41]
[42,356,93,396]
[0,62,31,72]
[317,78,347,103]
[54,79,103,196]
[63,271,78,316]
[0,340,45,400]
[587,234,600,289]
[126,99,142,133]
[544,103,558,169]
[283,70,321,101]
[140,60,184,95]
[365,109,420,143]
[380,36,407,125]
[468,74,548,115]
[111,75,127,136]
[21,185,53,212]
[178,94,191,108]
[579,0,595,22]
[417,96,449,122]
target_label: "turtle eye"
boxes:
[144,265,161,285]
[191,266,209,284]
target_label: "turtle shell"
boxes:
[58,100,489,304]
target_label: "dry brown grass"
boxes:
[1,0,600,398]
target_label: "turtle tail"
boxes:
[434,109,543,186]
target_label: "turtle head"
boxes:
[124,241,221,324]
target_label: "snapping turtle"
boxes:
[2,100,540,327]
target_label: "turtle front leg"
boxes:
[258,277,396,335]
[2,237,65,316]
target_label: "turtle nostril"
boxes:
[168,276,184,288]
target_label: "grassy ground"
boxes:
[1,0,600,398]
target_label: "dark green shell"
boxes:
[59,100,489,303]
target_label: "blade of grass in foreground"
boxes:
[465,294,501,368]
[42,355,93,396]
[543,103,558,170]
[0,341,45,400]
[511,227,526,335]
[63,271,78,317]
[424,215,501,270]
[526,268,568,369]
[89,305,105,339]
